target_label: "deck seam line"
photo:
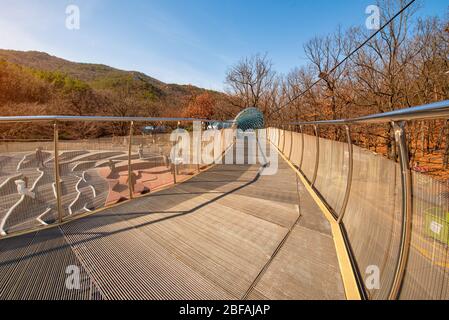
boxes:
[241,153,303,300]
[270,140,361,300]
[242,212,303,300]
[58,225,108,300]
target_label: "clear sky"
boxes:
[0,0,446,91]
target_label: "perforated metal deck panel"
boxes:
[0,227,101,300]
[0,148,345,300]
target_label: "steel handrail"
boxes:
[0,115,233,123]
[288,100,449,125]
[0,99,447,124]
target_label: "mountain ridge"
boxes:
[0,49,226,120]
[0,49,215,97]
[0,49,230,138]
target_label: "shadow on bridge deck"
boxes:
[0,148,345,300]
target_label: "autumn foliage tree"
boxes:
[183,92,216,119]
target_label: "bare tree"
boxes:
[225,53,277,113]
[303,27,355,139]
[224,0,449,168]
[284,66,319,123]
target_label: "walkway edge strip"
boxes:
[271,141,361,300]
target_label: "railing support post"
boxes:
[311,125,320,186]
[338,125,354,223]
[282,125,286,153]
[197,121,202,172]
[221,129,225,159]
[388,121,413,300]
[53,121,63,223]
[288,125,293,160]
[128,121,134,199]
[276,126,281,149]
[172,138,178,185]
[299,125,305,170]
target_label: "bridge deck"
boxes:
[0,150,345,300]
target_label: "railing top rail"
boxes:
[287,100,449,126]
[0,115,234,124]
[2,99,448,126]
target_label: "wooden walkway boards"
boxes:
[0,149,345,300]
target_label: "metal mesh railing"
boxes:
[400,171,449,299]
[0,117,226,237]
[2,102,449,300]
[269,99,449,300]
[0,123,56,236]
[342,144,402,299]
[314,136,349,216]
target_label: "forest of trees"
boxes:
[0,52,227,139]
[223,0,449,170]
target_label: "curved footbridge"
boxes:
[0,145,347,300]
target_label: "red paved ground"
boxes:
[97,164,198,205]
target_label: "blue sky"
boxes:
[0,0,446,90]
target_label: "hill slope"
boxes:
[0,49,230,139]
[0,49,221,118]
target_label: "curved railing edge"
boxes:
[269,99,449,299]
[287,99,449,125]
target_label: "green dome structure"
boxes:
[234,107,265,131]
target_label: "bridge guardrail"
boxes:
[0,117,234,239]
[268,99,449,300]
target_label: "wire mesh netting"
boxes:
[0,123,57,236]
[283,129,293,160]
[342,144,403,299]
[272,123,449,300]
[289,130,303,168]
[279,129,286,154]
[1,119,448,300]
[130,123,175,198]
[399,120,449,300]
[269,128,279,149]
[400,171,449,299]
[58,124,130,218]
[314,136,349,216]
[301,131,317,182]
